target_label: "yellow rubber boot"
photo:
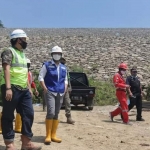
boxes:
[14,113,22,133]
[51,119,62,143]
[0,112,2,134]
[44,119,53,145]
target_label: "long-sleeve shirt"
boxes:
[38,60,68,96]
[113,73,128,90]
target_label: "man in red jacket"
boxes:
[109,63,130,124]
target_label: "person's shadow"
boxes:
[31,136,45,143]
[61,105,90,111]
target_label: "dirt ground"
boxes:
[0,102,150,150]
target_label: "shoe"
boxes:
[4,141,17,150]
[67,117,75,124]
[136,118,145,121]
[109,112,113,121]
[21,135,42,150]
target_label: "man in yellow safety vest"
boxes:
[1,29,42,150]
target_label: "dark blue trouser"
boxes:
[1,84,34,141]
[128,95,142,119]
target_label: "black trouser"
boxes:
[128,94,142,119]
[1,84,34,141]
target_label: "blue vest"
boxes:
[44,61,67,93]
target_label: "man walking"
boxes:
[38,46,68,145]
[109,63,130,124]
[60,57,75,124]
[126,66,145,121]
[1,29,41,150]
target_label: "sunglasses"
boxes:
[121,69,126,71]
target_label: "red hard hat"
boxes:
[118,63,128,70]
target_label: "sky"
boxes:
[0,0,150,28]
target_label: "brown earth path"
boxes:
[0,102,150,150]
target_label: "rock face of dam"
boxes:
[1,28,150,85]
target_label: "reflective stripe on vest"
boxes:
[9,47,27,68]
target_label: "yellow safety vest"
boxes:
[1,47,28,88]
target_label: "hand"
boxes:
[129,92,133,97]
[29,89,33,97]
[34,90,39,96]
[126,85,130,89]
[5,89,13,101]
[43,87,48,93]
[68,87,72,92]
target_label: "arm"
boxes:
[126,76,132,96]
[67,71,72,92]
[31,81,39,96]
[38,65,47,93]
[113,74,129,89]
[29,71,39,96]
[27,77,33,97]
[1,49,13,101]
[3,63,13,101]
[64,70,68,93]
[140,82,144,97]
[31,81,36,89]
[3,64,11,89]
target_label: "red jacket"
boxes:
[28,71,36,89]
[113,72,127,90]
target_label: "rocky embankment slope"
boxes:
[0,28,150,86]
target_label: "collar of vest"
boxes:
[9,47,27,68]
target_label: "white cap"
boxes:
[10,29,27,39]
[26,58,31,63]
[51,46,62,54]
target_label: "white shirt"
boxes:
[38,60,68,96]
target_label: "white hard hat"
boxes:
[51,46,62,54]
[26,58,31,63]
[10,29,27,39]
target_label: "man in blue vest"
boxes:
[1,29,42,150]
[38,46,68,145]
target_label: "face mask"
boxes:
[52,54,61,61]
[120,70,126,75]
[19,40,27,49]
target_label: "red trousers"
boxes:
[111,91,129,123]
